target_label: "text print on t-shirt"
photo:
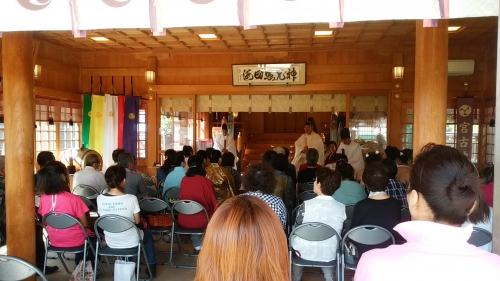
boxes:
[100,202,129,212]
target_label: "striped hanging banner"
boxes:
[123,96,139,159]
[118,96,125,148]
[89,95,105,155]
[102,95,118,171]
[82,94,92,148]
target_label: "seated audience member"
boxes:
[221,152,241,190]
[395,149,411,185]
[350,162,401,256]
[163,152,186,199]
[182,145,194,172]
[37,151,56,170]
[156,149,176,183]
[384,146,399,161]
[179,155,217,254]
[195,150,210,169]
[325,153,348,171]
[72,154,107,197]
[355,150,382,185]
[241,163,287,231]
[275,153,296,205]
[36,162,92,268]
[194,196,290,281]
[111,148,125,166]
[324,141,338,166]
[205,149,236,205]
[274,147,297,188]
[482,165,494,207]
[117,152,149,200]
[292,168,346,281]
[262,151,292,208]
[298,148,321,184]
[298,148,323,173]
[382,158,408,207]
[333,161,367,205]
[355,144,500,281]
[98,166,157,277]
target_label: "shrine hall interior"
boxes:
[0,17,497,175]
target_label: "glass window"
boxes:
[137,109,147,159]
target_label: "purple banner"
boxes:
[123,96,139,159]
[456,97,474,159]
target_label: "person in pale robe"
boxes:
[337,128,365,175]
[292,120,324,172]
[213,124,237,169]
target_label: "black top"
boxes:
[349,197,402,256]
[297,168,317,184]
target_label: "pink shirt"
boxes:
[38,191,89,248]
[355,221,500,281]
[482,182,494,207]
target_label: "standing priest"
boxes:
[292,118,324,172]
[213,124,238,169]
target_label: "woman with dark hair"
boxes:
[221,152,241,190]
[355,144,500,281]
[195,196,290,281]
[36,161,90,267]
[156,149,176,183]
[179,155,217,254]
[292,168,346,281]
[350,161,401,255]
[333,161,367,205]
[241,163,287,230]
[205,149,236,205]
[97,165,157,277]
[395,149,411,185]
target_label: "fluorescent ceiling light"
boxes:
[314,30,333,36]
[448,26,462,32]
[198,34,217,39]
[91,37,109,41]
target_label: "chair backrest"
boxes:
[0,255,48,281]
[342,225,395,246]
[100,187,110,194]
[345,205,356,219]
[298,190,317,202]
[147,187,160,198]
[139,198,169,213]
[400,207,411,222]
[468,227,492,247]
[141,173,156,188]
[164,187,181,201]
[299,182,314,192]
[171,200,209,222]
[290,222,341,244]
[35,195,40,207]
[72,184,100,198]
[94,215,142,245]
[158,179,165,189]
[43,212,84,231]
[78,196,97,212]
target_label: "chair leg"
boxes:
[141,246,152,281]
[57,253,72,274]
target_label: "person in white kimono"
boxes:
[213,124,237,169]
[292,120,324,172]
[337,128,365,175]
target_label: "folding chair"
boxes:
[164,187,181,207]
[42,212,98,280]
[299,182,314,192]
[0,255,48,281]
[468,227,492,248]
[340,225,395,281]
[158,179,165,190]
[100,187,110,194]
[343,204,356,233]
[170,200,209,269]
[400,207,411,222]
[141,173,156,189]
[93,215,152,281]
[298,190,317,204]
[139,198,173,265]
[289,222,342,281]
[78,196,99,218]
[72,184,100,199]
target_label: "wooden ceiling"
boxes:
[11,17,494,54]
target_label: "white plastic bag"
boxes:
[114,260,136,281]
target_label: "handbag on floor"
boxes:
[69,260,94,281]
[114,259,136,281]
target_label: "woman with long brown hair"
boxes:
[194,195,290,281]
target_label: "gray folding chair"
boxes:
[42,212,99,279]
[298,190,317,204]
[170,200,209,269]
[289,222,342,281]
[100,187,110,194]
[78,196,99,218]
[343,204,356,233]
[340,225,395,281]
[146,187,160,198]
[0,255,48,281]
[401,207,411,222]
[93,215,151,281]
[299,182,314,192]
[468,227,492,247]
[164,187,181,207]
[158,179,165,190]
[139,198,173,264]
[72,184,100,199]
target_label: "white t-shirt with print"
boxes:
[97,194,142,249]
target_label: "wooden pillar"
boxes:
[413,20,448,153]
[2,32,36,265]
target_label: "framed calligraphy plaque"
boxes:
[231,63,306,86]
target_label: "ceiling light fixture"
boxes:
[198,34,217,39]
[314,30,333,36]
[448,26,463,33]
[91,37,109,41]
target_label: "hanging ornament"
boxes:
[48,99,54,125]
[69,102,74,126]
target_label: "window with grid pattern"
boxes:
[137,108,146,159]
[401,103,413,149]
